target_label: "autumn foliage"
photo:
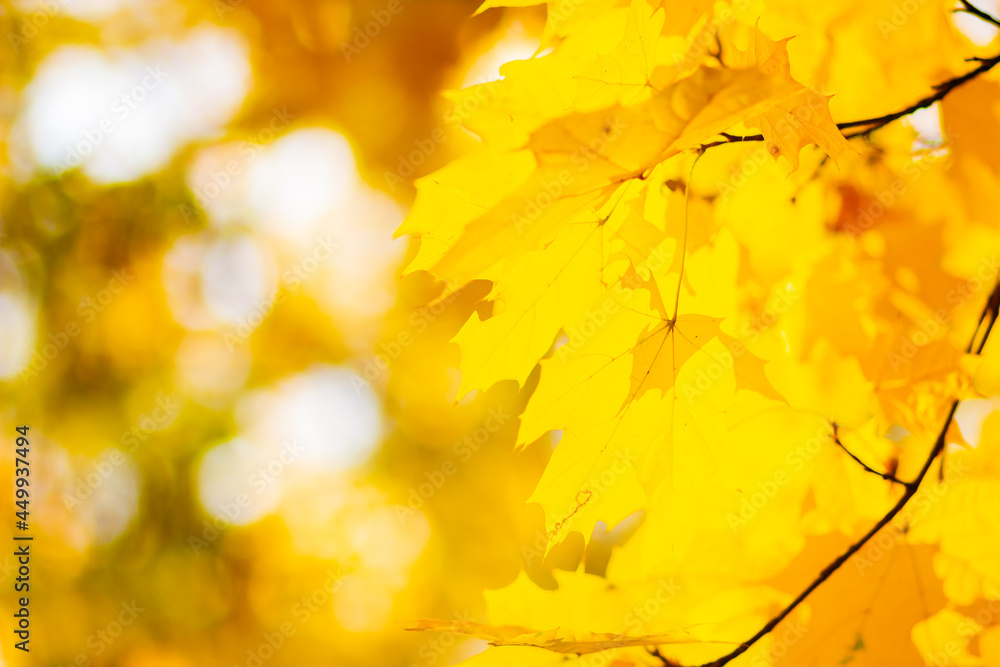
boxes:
[7,0,1000,665]
[400,0,1000,665]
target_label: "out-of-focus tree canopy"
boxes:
[0,1,552,665]
[5,1,1000,667]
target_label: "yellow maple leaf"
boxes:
[731,25,853,169]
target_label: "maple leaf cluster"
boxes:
[399,0,1000,665]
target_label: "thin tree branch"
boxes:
[955,0,1000,28]
[653,280,1000,667]
[966,282,1000,353]
[650,8,1000,664]
[648,646,677,665]
[840,52,1000,138]
[832,423,907,486]
[697,132,764,152]
[698,46,1000,150]
[940,279,1000,477]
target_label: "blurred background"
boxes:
[4,1,999,665]
[0,1,571,665]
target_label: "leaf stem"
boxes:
[670,153,702,323]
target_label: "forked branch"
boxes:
[832,423,907,486]
[651,280,1000,667]
[647,6,1000,666]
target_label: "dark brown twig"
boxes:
[832,424,907,485]
[653,280,1000,667]
[651,9,1000,666]
[697,48,1000,150]
[955,0,1000,28]
[840,52,1000,138]
[697,132,764,152]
